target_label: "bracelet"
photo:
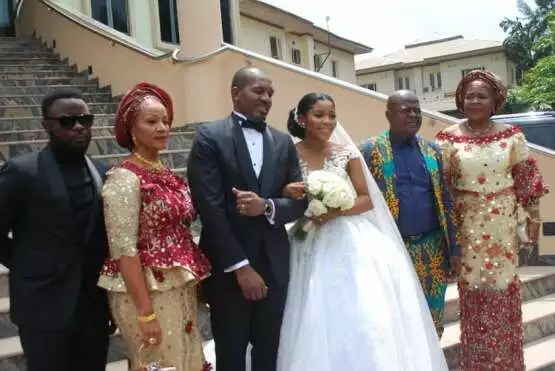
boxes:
[136,312,156,323]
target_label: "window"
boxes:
[437,72,442,89]
[331,61,338,77]
[397,78,403,90]
[362,83,377,91]
[404,77,410,90]
[429,73,435,91]
[461,67,485,78]
[91,0,129,34]
[291,48,301,65]
[314,54,322,70]
[158,0,179,44]
[269,36,282,59]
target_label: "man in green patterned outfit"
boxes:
[360,90,460,337]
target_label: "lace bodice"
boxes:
[299,145,359,180]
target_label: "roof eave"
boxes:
[356,45,506,75]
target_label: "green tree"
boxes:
[500,0,555,77]
[502,6,555,112]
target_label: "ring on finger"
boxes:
[148,337,157,345]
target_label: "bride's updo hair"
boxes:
[287,92,335,139]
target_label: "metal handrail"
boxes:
[15,0,24,22]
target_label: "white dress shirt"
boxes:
[224,112,275,273]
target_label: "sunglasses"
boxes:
[45,114,95,129]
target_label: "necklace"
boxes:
[132,151,163,169]
[464,121,494,136]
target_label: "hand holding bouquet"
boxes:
[294,170,355,240]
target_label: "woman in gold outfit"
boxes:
[97,82,212,371]
[436,70,548,370]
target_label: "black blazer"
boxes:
[187,115,307,284]
[0,148,110,330]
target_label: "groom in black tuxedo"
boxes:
[187,67,307,371]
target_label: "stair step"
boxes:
[0,71,79,79]
[0,46,45,52]
[0,131,193,148]
[0,335,128,366]
[0,114,115,131]
[443,266,555,323]
[0,148,191,168]
[0,85,106,95]
[0,102,119,117]
[0,126,194,141]
[0,65,76,73]
[0,92,113,105]
[525,334,555,370]
[0,137,192,165]
[0,51,55,57]
[0,77,89,86]
[0,58,61,64]
[442,291,555,369]
[0,116,201,133]
[0,38,41,43]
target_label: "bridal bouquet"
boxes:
[294,170,355,240]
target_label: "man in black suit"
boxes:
[0,88,111,371]
[187,67,307,371]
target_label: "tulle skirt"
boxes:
[277,215,448,371]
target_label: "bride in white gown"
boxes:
[277,93,448,371]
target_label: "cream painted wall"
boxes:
[19,0,555,254]
[238,16,357,82]
[239,16,288,59]
[127,0,155,48]
[58,0,87,13]
[439,52,511,94]
[57,0,155,47]
[357,52,514,111]
[356,70,396,95]
[314,42,356,83]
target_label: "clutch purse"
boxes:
[137,343,176,371]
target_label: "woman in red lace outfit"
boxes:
[436,70,548,370]
[97,82,211,371]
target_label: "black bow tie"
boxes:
[241,119,267,133]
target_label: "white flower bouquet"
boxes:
[294,170,355,240]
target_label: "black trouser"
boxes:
[19,287,110,371]
[204,249,288,371]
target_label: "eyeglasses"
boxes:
[44,114,95,129]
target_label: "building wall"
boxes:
[357,52,515,111]
[314,42,356,83]
[18,0,555,254]
[57,0,357,82]
[356,70,395,95]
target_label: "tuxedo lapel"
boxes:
[41,147,72,221]
[259,128,275,198]
[230,117,260,192]
[83,156,102,244]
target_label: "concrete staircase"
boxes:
[2,36,555,370]
[0,36,202,370]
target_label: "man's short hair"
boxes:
[41,88,85,118]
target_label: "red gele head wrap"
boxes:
[114,82,174,150]
[455,70,507,114]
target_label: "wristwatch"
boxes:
[264,199,273,217]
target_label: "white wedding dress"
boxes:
[277,138,448,371]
